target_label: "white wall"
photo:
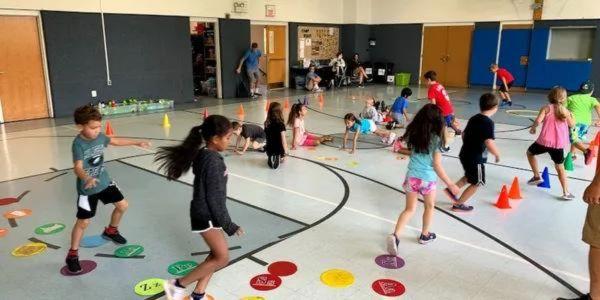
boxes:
[342,0,372,24]
[0,0,345,23]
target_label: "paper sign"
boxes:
[365,68,372,75]
[378,69,386,76]
[268,31,275,54]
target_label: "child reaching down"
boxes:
[341,113,396,154]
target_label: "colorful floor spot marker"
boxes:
[114,245,144,258]
[60,260,97,276]
[375,255,405,269]
[347,161,359,167]
[134,278,164,296]
[3,209,32,219]
[168,260,198,276]
[372,279,406,297]
[320,269,355,288]
[241,297,265,300]
[80,235,109,248]
[249,273,282,291]
[0,228,7,237]
[267,261,297,277]
[12,242,47,257]
[35,223,66,235]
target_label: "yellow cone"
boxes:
[162,114,171,128]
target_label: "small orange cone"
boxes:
[105,121,114,136]
[237,104,245,116]
[265,99,270,112]
[202,107,209,119]
[495,185,511,209]
[508,177,522,199]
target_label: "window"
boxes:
[547,27,595,61]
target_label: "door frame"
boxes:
[190,17,222,99]
[419,22,474,85]
[250,21,289,88]
[0,9,54,122]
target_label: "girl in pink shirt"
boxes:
[287,103,332,149]
[527,86,576,200]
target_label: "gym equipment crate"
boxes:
[138,99,175,112]
[98,104,138,116]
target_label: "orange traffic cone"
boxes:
[508,177,522,199]
[202,107,209,119]
[265,99,270,112]
[105,121,114,136]
[495,185,511,209]
[237,104,245,116]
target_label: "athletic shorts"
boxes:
[570,123,590,143]
[403,177,437,196]
[191,219,223,233]
[527,142,565,165]
[499,81,514,93]
[392,112,407,126]
[460,158,486,186]
[246,69,260,83]
[76,183,124,219]
[444,115,455,128]
[583,204,600,248]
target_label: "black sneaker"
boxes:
[452,203,474,212]
[102,229,127,244]
[557,294,591,300]
[65,255,82,274]
[441,146,451,153]
[418,232,437,244]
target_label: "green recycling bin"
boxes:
[394,73,411,87]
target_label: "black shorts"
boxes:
[527,142,564,164]
[499,81,514,93]
[191,219,222,233]
[460,159,486,186]
[76,183,124,219]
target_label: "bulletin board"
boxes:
[297,26,340,61]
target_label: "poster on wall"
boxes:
[268,30,275,54]
[297,26,339,61]
[299,39,305,59]
[265,5,276,17]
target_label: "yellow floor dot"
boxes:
[320,269,355,288]
[11,242,47,257]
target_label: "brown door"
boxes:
[265,25,286,89]
[421,26,449,85]
[0,16,49,122]
[445,25,473,88]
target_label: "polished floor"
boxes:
[0,84,594,299]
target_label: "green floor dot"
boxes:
[167,260,198,276]
[114,245,144,258]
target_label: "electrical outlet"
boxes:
[91,90,97,98]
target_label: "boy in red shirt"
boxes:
[490,64,515,107]
[424,70,462,136]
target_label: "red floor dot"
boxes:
[372,279,406,297]
[250,273,282,291]
[267,261,298,277]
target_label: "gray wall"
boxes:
[369,24,423,84]
[341,24,371,62]
[42,11,193,117]
[218,18,251,98]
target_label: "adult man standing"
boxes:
[236,42,262,98]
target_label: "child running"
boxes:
[264,102,288,169]
[156,115,243,300]
[490,64,515,107]
[445,93,500,212]
[288,102,332,149]
[341,113,396,154]
[231,121,266,155]
[387,104,460,254]
[389,87,412,129]
[567,81,600,165]
[66,106,150,273]
[527,86,576,200]
[424,70,462,136]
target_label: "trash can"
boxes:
[394,73,411,87]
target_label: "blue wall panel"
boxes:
[469,28,499,86]
[498,29,531,87]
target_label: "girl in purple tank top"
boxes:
[526,86,576,200]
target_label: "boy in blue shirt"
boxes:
[389,87,412,129]
[65,106,149,274]
[236,42,262,98]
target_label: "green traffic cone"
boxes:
[564,152,574,171]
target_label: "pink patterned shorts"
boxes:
[403,177,437,196]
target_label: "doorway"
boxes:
[498,25,532,87]
[0,16,49,122]
[421,25,474,88]
[191,21,219,99]
[251,24,287,90]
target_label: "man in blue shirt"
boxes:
[236,42,262,98]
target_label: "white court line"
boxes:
[229,172,590,283]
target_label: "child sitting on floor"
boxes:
[287,102,332,149]
[361,97,384,124]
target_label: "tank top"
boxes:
[536,104,569,149]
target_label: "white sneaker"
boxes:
[387,133,396,145]
[386,234,399,256]
[163,279,187,300]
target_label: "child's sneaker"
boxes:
[102,226,127,244]
[562,193,576,200]
[163,279,188,300]
[418,232,436,244]
[527,176,543,185]
[386,234,399,256]
[65,255,82,274]
[451,203,474,212]
[584,149,594,166]
[441,145,451,153]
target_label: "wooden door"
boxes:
[265,25,286,89]
[0,16,49,122]
[445,25,473,88]
[421,26,449,85]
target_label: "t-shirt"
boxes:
[241,124,266,141]
[567,93,599,125]
[242,49,262,71]
[264,120,286,156]
[72,133,111,195]
[293,118,306,145]
[406,136,441,182]
[459,114,495,163]
[361,106,382,123]
[391,97,409,114]
[349,119,374,134]
[306,71,319,81]
[428,83,454,116]
[496,68,514,83]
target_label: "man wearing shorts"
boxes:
[490,64,515,107]
[236,42,262,98]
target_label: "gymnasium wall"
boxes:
[340,24,371,62]
[368,24,422,84]
[42,11,193,118]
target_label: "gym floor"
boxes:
[0,84,594,299]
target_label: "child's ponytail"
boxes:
[548,86,568,121]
